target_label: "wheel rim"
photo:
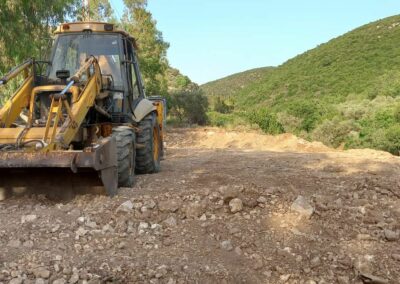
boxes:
[153,126,160,161]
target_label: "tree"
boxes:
[0,0,80,104]
[214,96,234,114]
[122,0,169,96]
[0,0,79,71]
[88,0,116,22]
[167,89,209,125]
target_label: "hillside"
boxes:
[203,15,400,154]
[201,67,273,98]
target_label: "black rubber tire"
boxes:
[136,113,161,174]
[112,126,136,187]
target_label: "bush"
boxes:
[208,111,235,127]
[287,100,322,132]
[213,96,234,114]
[276,112,303,133]
[394,104,400,123]
[312,118,354,148]
[166,89,208,125]
[248,109,284,134]
[383,125,400,154]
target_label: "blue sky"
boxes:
[111,0,400,84]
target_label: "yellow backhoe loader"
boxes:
[0,22,166,198]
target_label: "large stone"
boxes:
[359,272,389,284]
[229,198,243,213]
[159,200,181,213]
[384,229,399,241]
[220,240,233,251]
[69,272,79,284]
[9,278,23,284]
[116,200,134,213]
[185,202,205,218]
[33,268,50,279]
[290,196,314,218]
[75,227,88,237]
[21,214,37,223]
[257,196,267,204]
[392,254,400,261]
[163,216,177,227]
[138,222,149,230]
[144,199,157,209]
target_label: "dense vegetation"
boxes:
[165,68,208,125]
[202,67,274,99]
[202,15,400,154]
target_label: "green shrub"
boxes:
[247,109,284,134]
[166,89,208,125]
[394,104,400,123]
[287,100,322,132]
[208,111,235,127]
[312,118,355,148]
[383,125,400,154]
[276,112,303,133]
[213,96,234,114]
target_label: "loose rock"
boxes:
[33,268,50,279]
[163,216,177,227]
[384,229,399,241]
[229,198,243,213]
[159,200,181,213]
[220,240,233,251]
[116,200,134,213]
[21,214,37,223]
[291,196,314,218]
[185,202,205,218]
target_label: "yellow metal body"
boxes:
[152,100,166,144]
[55,22,131,38]
[0,21,165,197]
[0,57,102,151]
[0,73,33,128]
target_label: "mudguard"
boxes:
[132,98,156,122]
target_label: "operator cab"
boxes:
[49,34,124,89]
[44,22,145,123]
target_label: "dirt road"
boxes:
[1,128,400,283]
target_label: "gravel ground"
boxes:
[1,128,400,284]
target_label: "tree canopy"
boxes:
[0,0,79,72]
[122,0,169,96]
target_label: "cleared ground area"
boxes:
[1,128,400,283]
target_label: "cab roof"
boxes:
[55,22,131,38]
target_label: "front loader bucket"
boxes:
[0,137,118,200]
